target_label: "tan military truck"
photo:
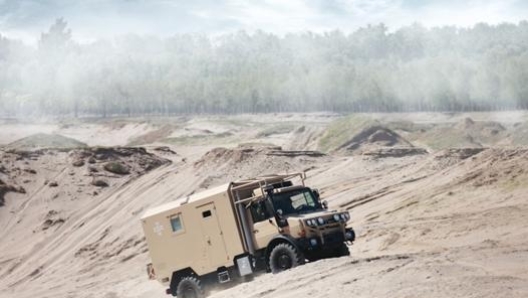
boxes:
[141,173,355,297]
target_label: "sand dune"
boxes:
[1,113,527,298]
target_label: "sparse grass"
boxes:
[127,124,177,146]
[255,123,296,138]
[317,115,377,152]
[407,120,509,150]
[7,133,87,149]
[511,122,528,145]
[386,121,432,133]
[162,132,234,145]
[79,116,189,125]
[410,128,475,150]
[104,162,130,175]
[211,118,256,128]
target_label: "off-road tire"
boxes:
[269,243,304,273]
[335,243,350,257]
[176,276,205,298]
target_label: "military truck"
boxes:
[141,173,355,297]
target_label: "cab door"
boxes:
[250,201,280,249]
[196,203,229,268]
[253,217,280,249]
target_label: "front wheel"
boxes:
[269,243,304,273]
[335,243,350,257]
[176,276,205,298]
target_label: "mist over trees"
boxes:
[1,19,528,117]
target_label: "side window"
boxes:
[202,210,212,218]
[170,215,184,233]
[250,201,270,223]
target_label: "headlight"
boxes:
[340,213,346,220]
[333,214,340,221]
[317,217,325,225]
[345,213,350,220]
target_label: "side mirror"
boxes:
[322,200,328,210]
[313,189,320,199]
[275,209,288,228]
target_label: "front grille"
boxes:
[322,232,344,245]
[326,218,338,224]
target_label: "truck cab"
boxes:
[249,183,355,272]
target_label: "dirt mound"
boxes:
[7,133,87,149]
[195,147,256,166]
[0,146,170,209]
[454,148,528,187]
[0,179,25,207]
[456,118,506,138]
[152,146,177,155]
[337,125,420,156]
[70,147,171,175]
[418,147,527,185]
[416,118,508,150]
[417,148,487,171]
[0,144,174,293]
[288,125,326,151]
[195,144,325,167]
[456,117,475,129]
[455,117,505,133]
[339,126,413,150]
[434,148,487,160]
[362,147,428,158]
[194,144,327,188]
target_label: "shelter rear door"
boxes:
[197,203,229,268]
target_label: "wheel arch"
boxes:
[264,235,302,268]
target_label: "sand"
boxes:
[0,112,527,298]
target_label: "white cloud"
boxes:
[399,0,525,28]
[0,0,526,43]
[224,0,323,32]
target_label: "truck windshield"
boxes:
[271,188,321,215]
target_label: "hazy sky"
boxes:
[0,0,527,42]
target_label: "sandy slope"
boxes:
[1,113,527,298]
[209,148,528,298]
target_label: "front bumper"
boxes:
[298,228,355,252]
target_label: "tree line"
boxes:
[1,18,528,117]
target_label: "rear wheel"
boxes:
[269,243,304,273]
[176,276,205,298]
